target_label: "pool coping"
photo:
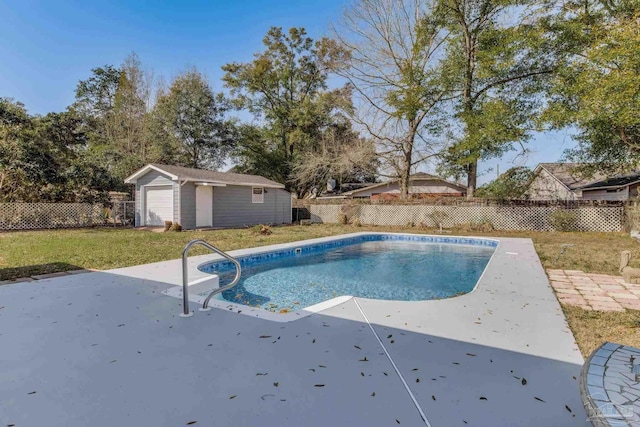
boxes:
[162,232,501,322]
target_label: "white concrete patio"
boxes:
[0,235,589,426]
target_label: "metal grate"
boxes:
[0,203,104,231]
[310,204,625,232]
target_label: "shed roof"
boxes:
[124,164,286,189]
[579,173,640,190]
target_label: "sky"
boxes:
[0,0,575,184]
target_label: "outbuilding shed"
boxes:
[124,164,291,229]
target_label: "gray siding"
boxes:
[134,170,179,226]
[180,182,197,229]
[212,186,291,228]
[582,187,629,201]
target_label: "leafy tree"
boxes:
[543,0,640,175]
[152,68,236,169]
[223,27,352,196]
[333,0,449,199]
[0,98,35,201]
[75,54,160,181]
[74,65,121,119]
[107,53,155,178]
[0,98,116,202]
[436,0,554,198]
[232,124,289,185]
[475,166,533,200]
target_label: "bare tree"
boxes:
[333,0,450,199]
[291,126,379,195]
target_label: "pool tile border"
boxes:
[199,233,498,274]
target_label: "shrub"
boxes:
[351,218,362,227]
[548,210,578,232]
[259,225,272,235]
[168,222,182,232]
[164,221,173,232]
[460,218,494,232]
[405,221,415,228]
[337,213,348,224]
[429,210,449,228]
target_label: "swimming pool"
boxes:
[198,234,496,313]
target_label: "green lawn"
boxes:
[2,223,639,356]
[0,225,348,280]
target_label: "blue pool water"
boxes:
[203,236,495,312]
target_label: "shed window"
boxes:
[252,187,264,203]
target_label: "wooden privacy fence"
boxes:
[308,203,626,232]
[0,203,104,231]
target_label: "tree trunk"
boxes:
[461,14,477,200]
[466,160,477,199]
[399,149,412,200]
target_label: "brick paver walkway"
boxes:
[547,269,640,311]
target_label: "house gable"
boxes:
[524,167,578,200]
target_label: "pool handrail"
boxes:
[180,239,242,317]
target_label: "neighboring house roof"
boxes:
[344,172,466,196]
[534,163,606,191]
[124,164,286,189]
[579,173,640,191]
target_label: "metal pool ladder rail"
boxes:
[180,239,242,317]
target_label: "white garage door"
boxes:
[145,186,174,226]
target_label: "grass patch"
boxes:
[561,305,640,356]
